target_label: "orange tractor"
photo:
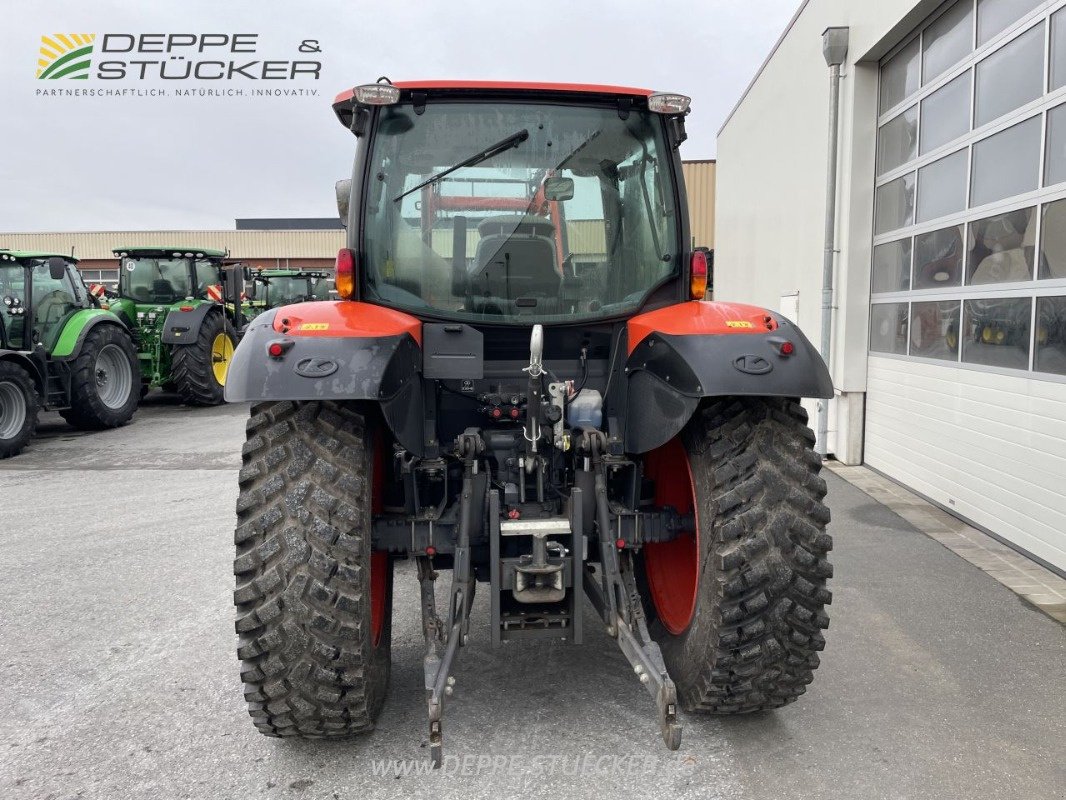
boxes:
[226,80,834,764]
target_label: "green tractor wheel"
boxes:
[60,325,141,430]
[0,361,40,459]
[171,310,236,406]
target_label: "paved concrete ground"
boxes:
[829,463,1066,624]
[1,398,1063,800]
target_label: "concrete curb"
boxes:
[826,462,1066,626]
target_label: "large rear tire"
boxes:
[234,400,392,737]
[60,325,140,430]
[641,397,832,713]
[171,310,234,406]
[0,361,39,459]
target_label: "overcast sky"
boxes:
[2,0,799,232]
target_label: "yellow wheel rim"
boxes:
[211,332,234,386]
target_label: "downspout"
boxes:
[817,27,849,457]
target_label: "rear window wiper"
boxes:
[394,128,529,202]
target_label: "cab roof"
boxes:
[0,250,78,263]
[332,80,656,128]
[112,246,227,259]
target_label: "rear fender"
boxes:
[161,301,214,345]
[624,301,833,453]
[0,349,45,395]
[51,310,131,359]
[224,303,424,454]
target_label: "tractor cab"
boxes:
[0,250,86,353]
[245,268,331,318]
[333,83,691,323]
[0,250,140,459]
[109,246,242,405]
[115,247,229,306]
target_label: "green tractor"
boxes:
[243,268,332,320]
[0,250,140,458]
[105,247,243,405]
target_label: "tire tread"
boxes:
[665,396,832,714]
[234,399,389,738]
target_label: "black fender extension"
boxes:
[624,316,833,453]
[224,309,424,454]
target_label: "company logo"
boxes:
[732,354,773,375]
[294,357,338,378]
[37,34,96,80]
[34,33,321,92]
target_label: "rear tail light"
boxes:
[690,250,709,300]
[267,339,293,358]
[335,248,356,300]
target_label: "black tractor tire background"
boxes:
[234,400,392,737]
[171,310,234,406]
[60,325,141,430]
[644,396,833,714]
[0,361,39,459]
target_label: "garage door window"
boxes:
[873,0,1066,379]
[918,150,969,221]
[978,0,1043,46]
[921,72,972,155]
[970,116,1041,207]
[975,23,1044,127]
[914,225,965,289]
[911,300,961,359]
[1040,199,1066,279]
[924,1,974,83]
[872,239,912,293]
[962,297,1032,368]
[966,207,1036,284]
[870,303,909,354]
[1035,296,1066,373]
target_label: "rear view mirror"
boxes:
[336,179,352,226]
[46,256,66,281]
[543,176,574,202]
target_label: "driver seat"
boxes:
[150,279,176,303]
[471,215,560,300]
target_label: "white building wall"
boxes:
[716,0,1066,572]
[715,0,941,461]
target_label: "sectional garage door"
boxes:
[864,0,1066,572]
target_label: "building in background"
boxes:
[716,0,1065,572]
[1,161,715,288]
[0,227,342,286]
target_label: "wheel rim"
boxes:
[370,551,387,647]
[642,436,699,635]
[0,380,27,440]
[94,343,133,410]
[211,332,234,386]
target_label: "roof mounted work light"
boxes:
[647,92,691,114]
[353,84,400,105]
